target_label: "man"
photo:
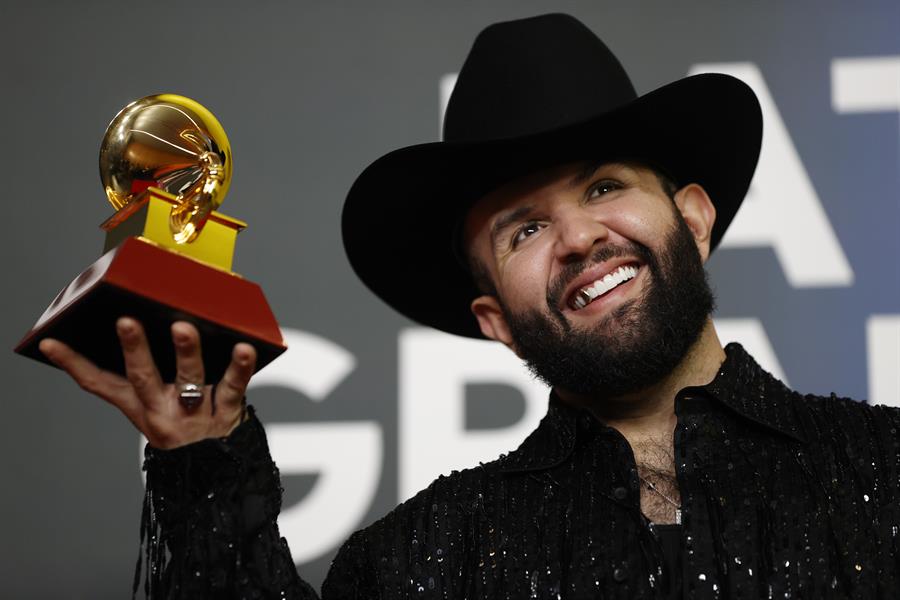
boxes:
[40,13,899,600]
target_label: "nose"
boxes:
[553,208,609,262]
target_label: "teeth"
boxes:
[573,289,591,309]
[570,265,638,310]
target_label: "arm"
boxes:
[140,407,319,599]
[39,318,324,599]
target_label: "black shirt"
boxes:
[141,344,900,599]
[654,523,684,599]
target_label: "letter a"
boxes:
[689,63,854,287]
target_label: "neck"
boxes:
[556,319,726,443]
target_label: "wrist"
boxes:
[223,396,249,437]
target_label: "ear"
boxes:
[673,183,717,262]
[470,295,519,354]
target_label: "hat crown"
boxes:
[443,13,638,142]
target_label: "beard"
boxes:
[500,212,714,399]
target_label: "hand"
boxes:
[39,317,257,449]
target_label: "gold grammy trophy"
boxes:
[16,95,286,382]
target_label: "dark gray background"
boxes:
[2,1,898,596]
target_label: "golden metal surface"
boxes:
[101,188,246,272]
[99,94,232,244]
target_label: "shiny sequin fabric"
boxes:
[142,344,900,599]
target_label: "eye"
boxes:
[586,178,623,200]
[512,221,543,248]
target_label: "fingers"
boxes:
[38,337,142,416]
[40,338,112,396]
[41,322,257,446]
[172,321,205,386]
[117,317,164,401]
[217,342,257,405]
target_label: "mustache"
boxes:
[545,241,655,311]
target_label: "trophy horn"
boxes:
[99,94,232,244]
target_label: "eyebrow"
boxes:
[569,159,606,188]
[488,161,618,249]
[490,204,536,248]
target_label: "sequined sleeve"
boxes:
[862,402,900,587]
[871,403,900,500]
[138,406,321,599]
[321,531,379,599]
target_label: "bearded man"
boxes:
[40,13,900,600]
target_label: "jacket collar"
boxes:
[693,342,807,444]
[498,343,806,474]
[496,393,580,473]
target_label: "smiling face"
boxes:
[463,161,718,399]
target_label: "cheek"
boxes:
[497,246,555,307]
[599,200,668,248]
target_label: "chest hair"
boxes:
[632,437,681,524]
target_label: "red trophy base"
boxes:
[15,237,286,383]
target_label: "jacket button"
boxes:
[613,486,628,500]
[613,566,628,582]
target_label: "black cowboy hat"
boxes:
[342,13,762,339]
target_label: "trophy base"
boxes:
[15,237,286,383]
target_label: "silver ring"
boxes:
[178,382,204,410]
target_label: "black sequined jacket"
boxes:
[140,344,900,599]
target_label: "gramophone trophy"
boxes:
[15,94,286,382]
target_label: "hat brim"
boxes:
[342,73,762,339]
